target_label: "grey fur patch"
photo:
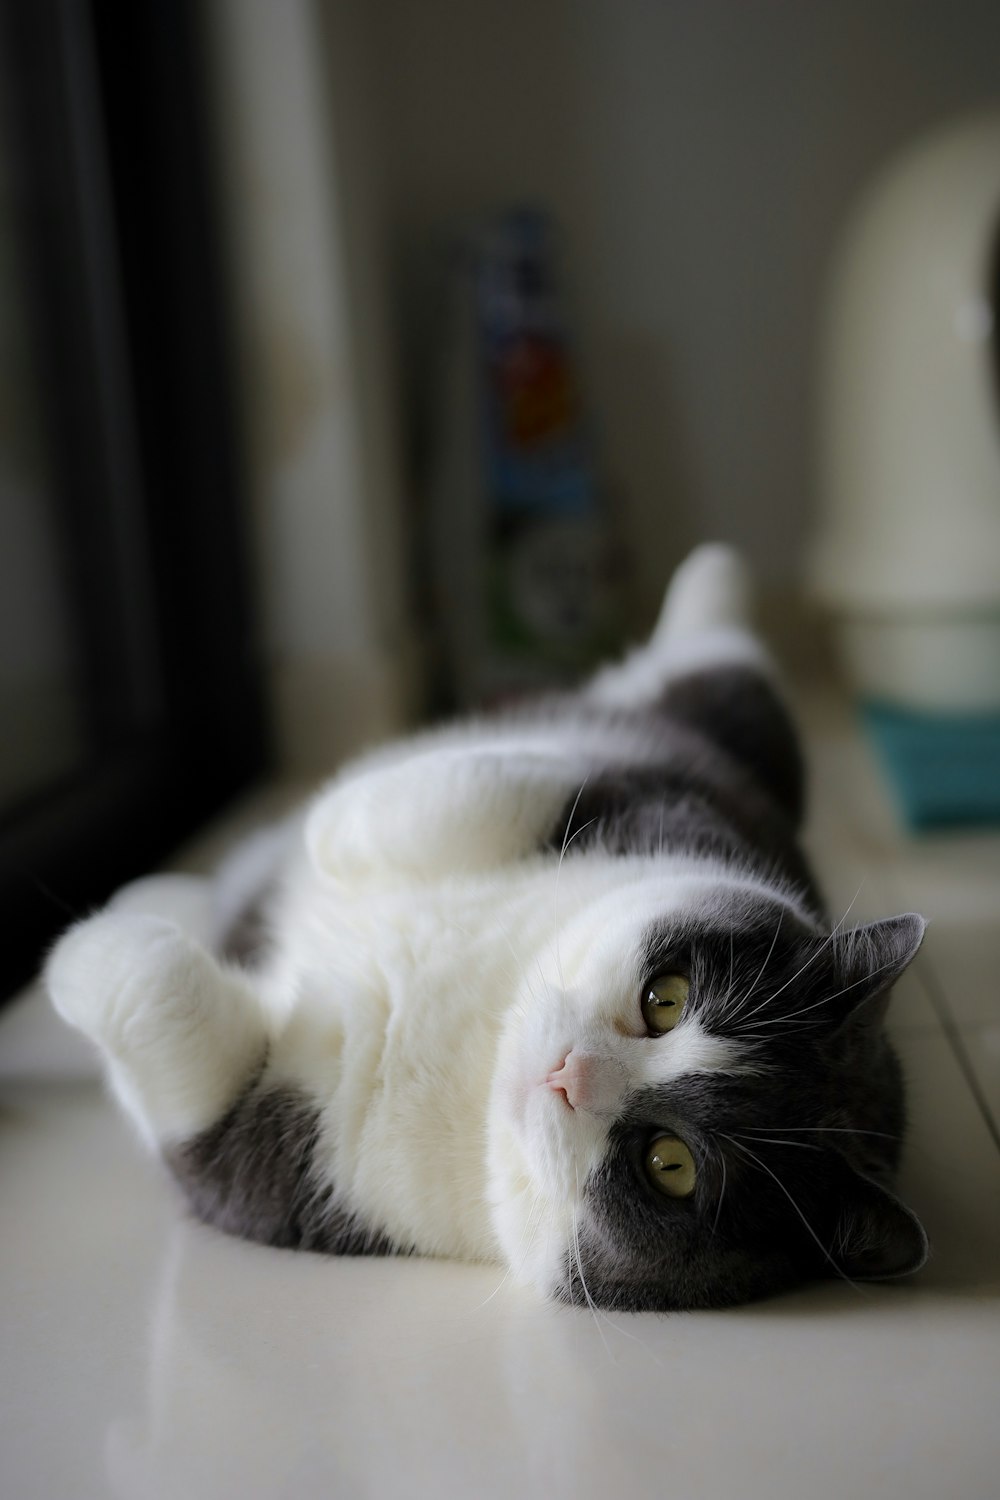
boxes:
[542,665,822,915]
[166,1066,398,1256]
[658,665,805,823]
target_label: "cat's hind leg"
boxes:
[587,543,769,709]
[46,911,267,1150]
[47,911,387,1254]
[587,544,804,824]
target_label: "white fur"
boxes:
[47,912,266,1146]
[45,544,792,1295]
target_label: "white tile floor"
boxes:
[2,691,999,1500]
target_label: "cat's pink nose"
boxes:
[546,1051,590,1110]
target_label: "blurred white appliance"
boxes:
[810,111,1000,710]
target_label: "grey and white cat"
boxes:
[47,545,928,1310]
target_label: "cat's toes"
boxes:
[46,912,193,1051]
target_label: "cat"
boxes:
[46,544,928,1310]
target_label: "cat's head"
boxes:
[488,877,928,1310]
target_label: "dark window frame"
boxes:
[0,0,270,999]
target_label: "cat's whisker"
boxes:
[733,878,866,1029]
[473,1261,514,1311]
[722,1135,865,1296]
[564,817,599,855]
[717,959,752,1026]
[569,1164,665,1368]
[742,1126,901,1140]
[732,910,783,1019]
[570,1200,615,1364]
[474,1195,545,1311]
[729,1132,822,1151]
[711,1148,728,1237]
[567,1168,665,1365]
[786,955,902,1022]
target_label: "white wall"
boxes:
[208,0,415,770]
[364,0,1000,625]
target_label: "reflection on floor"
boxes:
[2,690,998,1500]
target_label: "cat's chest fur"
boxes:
[258,855,556,1256]
[259,845,689,1261]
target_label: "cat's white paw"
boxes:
[48,909,267,1145]
[46,912,194,1053]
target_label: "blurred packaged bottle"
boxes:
[430,209,621,706]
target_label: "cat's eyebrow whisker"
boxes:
[717,960,754,1026]
[733,878,866,1028]
[734,952,902,1034]
[731,910,782,1020]
[742,1126,901,1140]
[563,817,599,856]
[722,1135,865,1296]
[729,1132,822,1152]
[786,955,901,1020]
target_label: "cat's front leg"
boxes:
[46,912,267,1149]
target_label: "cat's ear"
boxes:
[832,1171,928,1281]
[830,913,926,1026]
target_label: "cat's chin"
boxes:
[486,1017,611,1299]
[484,1136,574,1299]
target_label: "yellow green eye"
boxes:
[641,973,689,1033]
[644,1136,696,1198]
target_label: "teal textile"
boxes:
[862,703,1000,831]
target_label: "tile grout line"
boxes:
[823,697,1000,1162]
[915,955,1000,1159]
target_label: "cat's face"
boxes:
[488,879,928,1310]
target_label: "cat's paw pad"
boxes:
[46,912,193,1051]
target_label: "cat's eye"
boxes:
[641,973,689,1034]
[644,1136,696,1198]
